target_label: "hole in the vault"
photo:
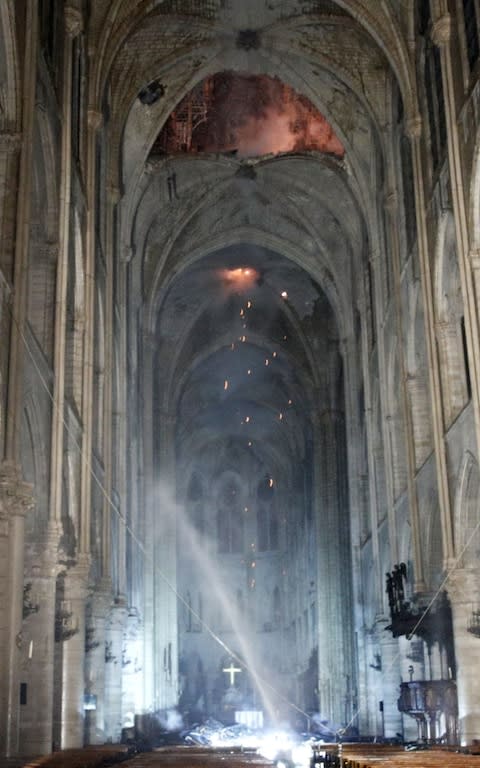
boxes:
[150,72,344,158]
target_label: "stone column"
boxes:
[104,599,128,742]
[315,404,354,727]
[378,622,402,739]
[432,12,480,462]
[406,114,454,565]
[49,4,83,528]
[84,581,112,744]
[449,568,480,744]
[58,558,90,748]
[79,107,103,557]
[0,462,34,756]
[0,133,21,446]
[153,413,179,712]
[384,188,426,592]
[19,523,60,755]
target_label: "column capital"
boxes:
[405,114,423,140]
[64,6,83,38]
[432,14,452,48]
[0,461,34,524]
[87,109,103,132]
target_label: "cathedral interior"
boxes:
[3,0,480,759]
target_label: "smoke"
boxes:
[156,708,184,731]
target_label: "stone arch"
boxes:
[433,212,469,426]
[214,471,245,555]
[454,451,480,568]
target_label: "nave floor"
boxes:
[5,742,480,768]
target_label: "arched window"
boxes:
[420,2,447,170]
[187,473,204,534]
[217,477,243,553]
[257,475,278,551]
[401,132,417,254]
[462,0,480,72]
[273,586,282,628]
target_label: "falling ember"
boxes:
[265,359,269,366]
[288,399,292,405]
[247,301,252,309]
[248,441,252,446]
[251,561,256,569]
[269,478,274,488]
[244,507,249,512]
[224,380,229,391]
[247,369,252,375]
[281,291,288,299]
[245,416,251,423]
[279,413,283,420]
[231,343,235,350]
[241,335,246,343]
[283,335,287,340]
[273,351,277,357]
[240,309,245,317]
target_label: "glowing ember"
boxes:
[247,369,252,375]
[220,266,259,293]
[281,291,288,299]
[265,359,269,366]
[279,413,283,420]
[247,301,252,308]
[273,351,277,357]
[152,73,344,159]
[224,380,229,390]
[269,478,274,488]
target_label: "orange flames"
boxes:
[220,266,259,292]
[152,73,344,159]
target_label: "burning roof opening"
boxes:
[150,72,344,159]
